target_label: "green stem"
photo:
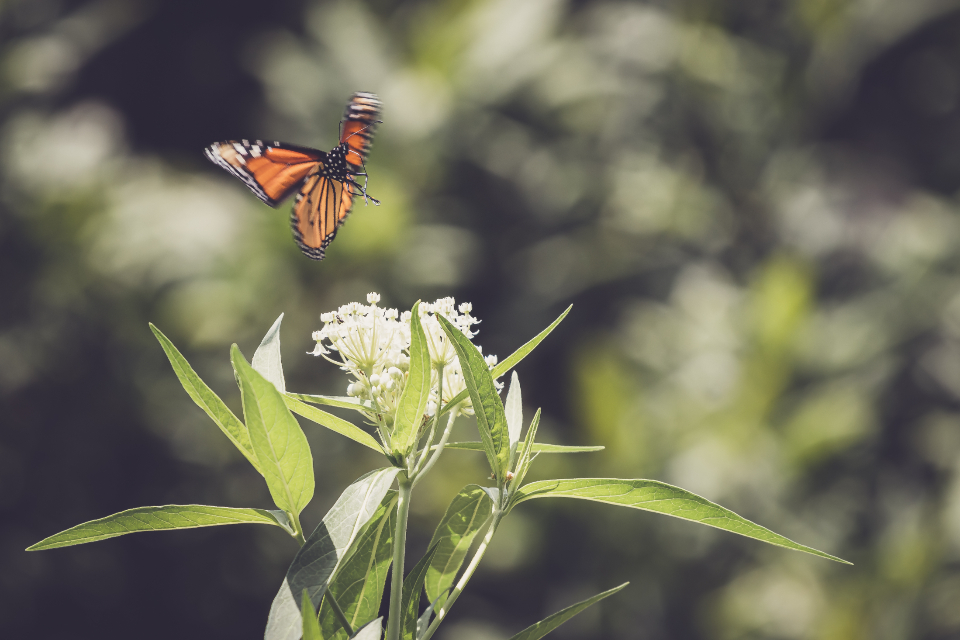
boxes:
[289,511,306,547]
[438,389,469,418]
[413,405,459,487]
[385,476,413,640]
[325,591,355,637]
[413,365,444,474]
[419,510,502,640]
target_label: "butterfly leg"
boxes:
[347,178,380,206]
[348,179,380,207]
[346,154,380,205]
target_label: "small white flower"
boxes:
[311,295,499,432]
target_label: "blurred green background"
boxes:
[4,0,960,638]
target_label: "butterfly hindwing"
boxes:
[290,173,355,260]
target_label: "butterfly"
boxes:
[204,92,382,260]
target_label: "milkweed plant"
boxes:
[29,294,849,640]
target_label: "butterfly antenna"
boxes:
[342,120,384,144]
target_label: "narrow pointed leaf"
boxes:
[439,442,602,454]
[232,345,314,515]
[287,393,373,412]
[27,505,288,550]
[505,372,523,461]
[149,324,261,474]
[352,617,383,640]
[506,582,628,640]
[266,468,401,640]
[491,305,571,380]
[302,591,323,640]
[401,542,441,640]
[394,302,431,454]
[253,314,286,393]
[437,314,509,484]
[425,485,494,606]
[441,305,571,414]
[416,591,448,640]
[285,396,383,453]
[512,409,541,492]
[318,493,397,640]
[514,479,850,563]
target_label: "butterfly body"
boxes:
[205,92,382,260]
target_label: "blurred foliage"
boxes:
[5,0,960,638]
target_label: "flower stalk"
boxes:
[385,475,413,640]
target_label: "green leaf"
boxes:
[506,583,628,640]
[505,371,523,462]
[424,485,494,607]
[509,409,541,498]
[352,618,383,640]
[302,590,323,640]
[149,324,261,475]
[232,345,314,515]
[27,505,288,550]
[285,396,383,453]
[266,468,401,640]
[441,305,571,416]
[394,301,432,455]
[287,393,373,412]
[318,493,397,640]
[253,314,286,393]
[401,542,441,640]
[514,479,851,563]
[480,486,501,506]
[440,442,603,455]
[437,314,509,485]
[491,305,571,380]
[416,591,447,640]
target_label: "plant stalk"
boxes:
[385,475,413,640]
[325,591,355,637]
[413,365,444,474]
[419,510,502,640]
[413,405,459,486]
[289,511,306,547]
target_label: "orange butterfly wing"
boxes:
[204,140,325,206]
[340,92,382,170]
[289,173,356,260]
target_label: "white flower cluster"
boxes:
[310,294,500,429]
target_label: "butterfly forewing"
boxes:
[205,140,326,206]
[340,92,382,169]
